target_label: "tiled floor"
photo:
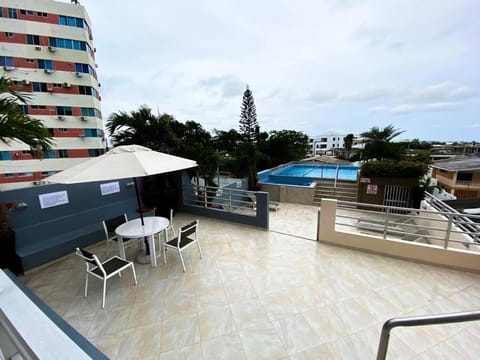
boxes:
[21,204,480,359]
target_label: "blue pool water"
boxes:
[259,163,359,187]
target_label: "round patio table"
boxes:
[115,216,169,267]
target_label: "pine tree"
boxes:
[239,85,259,143]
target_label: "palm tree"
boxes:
[0,76,53,155]
[106,105,179,153]
[361,125,405,160]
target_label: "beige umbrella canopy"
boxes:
[44,144,197,184]
[45,145,198,247]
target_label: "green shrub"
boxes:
[360,160,428,178]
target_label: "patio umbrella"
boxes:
[44,145,198,253]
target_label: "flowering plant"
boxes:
[0,202,14,236]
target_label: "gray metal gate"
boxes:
[383,185,411,211]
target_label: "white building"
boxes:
[308,132,365,158]
[0,0,103,190]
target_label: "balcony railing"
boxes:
[183,184,257,215]
[333,199,480,250]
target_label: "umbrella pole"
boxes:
[133,178,150,255]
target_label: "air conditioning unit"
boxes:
[80,116,87,121]
[33,181,41,185]
[48,46,56,52]
[63,82,71,88]
[47,87,53,92]
[75,72,83,77]
[35,46,41,50]
[3,66,14,71]
[58,115,65,120]
[23,79,31,85]
[44,69,54,74]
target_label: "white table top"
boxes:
[115,216,169,238]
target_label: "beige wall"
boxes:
[260,184,315,205]
[318,199,480,273]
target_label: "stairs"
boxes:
[313,179,358,205]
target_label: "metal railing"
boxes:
[184,184,256,214]
[334,200,480,250]
[376,310,480,360]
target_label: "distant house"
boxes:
[431,154,480,199]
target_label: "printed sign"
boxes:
[100,181,120,196]
[39,190,69,209]
[366,184,378,195]
[360,177,371,183]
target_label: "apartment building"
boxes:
[431,154,480,199]
[308,132,364,158]
[0,0,104,190]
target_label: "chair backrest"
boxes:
[103,214,128,238]
[177,220,198,246]
[76,247,99,266]
[142,207,156,217]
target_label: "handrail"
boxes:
[376,310,480,360]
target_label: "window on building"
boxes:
[88,149,103,157]
[30,105,46,110]
[47,128,54,136]
[0,56,14,67]
[32,82,48,92]
[37,12,47,17]
[59,128,68,133]
[85,129,101,137]
[457,172,473,182]
[25,58,34,63]
[53,83,62,88]
[37,59,53,70]
[74,63,92,74]
[0,151,11,160]
[5,32,14,37]
[59,15,84,28]
[21,105,29,114]
[81,107,98,117]
[8,8,17,19]
[27,34,40,45]
[321,138,327,142]
[4,174,14,178]
[18,172,33,177]
[78,86,95,96]
[58,150,68,158]
[43,151,56,159]
[56,106,73,116]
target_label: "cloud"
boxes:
[369,102,458,115]
[197,75,244,98]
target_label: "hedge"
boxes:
[360,160,428,178]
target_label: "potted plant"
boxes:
[0,202,23,275]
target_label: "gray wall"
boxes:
[0,179,140,270]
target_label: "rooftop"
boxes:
[432,153,480,171]
[21,203,480,358]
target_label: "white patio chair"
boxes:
[75,248,137,309]
[102,214,142,257]
[162,219,203,272]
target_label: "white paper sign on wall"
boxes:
[39,190,69,209]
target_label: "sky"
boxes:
[78,0,479,142]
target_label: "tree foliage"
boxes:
[361,160,428,178]
[0,76,53,155]
[259,130,309,167]
[239,85,259,143]
[361,124,405,160]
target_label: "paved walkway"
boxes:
[22,207,480,359]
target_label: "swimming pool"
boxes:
[258,163,359,187]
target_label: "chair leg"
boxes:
[178,249,186,272]
[131,264,138,285]
[84,273,89,298]
[196,241,204,259]
[163,245,167,265]
[102,278,107,309]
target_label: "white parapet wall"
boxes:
[318,199,480,273]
